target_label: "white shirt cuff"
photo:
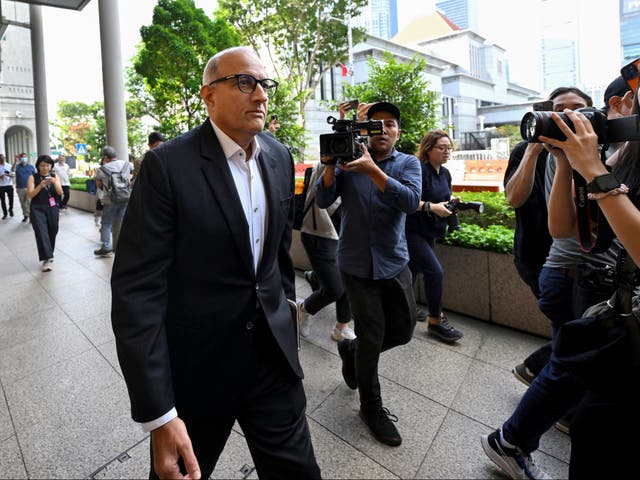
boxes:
[141,407,178,433]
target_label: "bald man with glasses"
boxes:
[111,46,320,480]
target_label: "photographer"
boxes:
[26,155,63,272]
[406,130,463,343]
[316,101,421,447]
[541,99,640,479]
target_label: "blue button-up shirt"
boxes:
[316,149,421,280]
[15,163,36,188]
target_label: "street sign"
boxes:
[75,143,87,155]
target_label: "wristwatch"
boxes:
[587,173,621,194]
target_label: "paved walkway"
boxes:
[0,205,570,479]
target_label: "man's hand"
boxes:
[338,143,377,175]
[430,201,453,218]
[151,417,201,480]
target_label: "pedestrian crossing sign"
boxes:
[75,143,87,155]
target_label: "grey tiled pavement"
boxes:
[0,205,570,479]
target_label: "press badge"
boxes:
[49,197,56,207]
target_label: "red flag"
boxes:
[340,63,349,77]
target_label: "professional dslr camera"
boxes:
[520,107,640,144]
[444,198,484,214]
[319,115,383,162]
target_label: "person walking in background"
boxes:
[406,130,464,344]
[0,153,15,219]
[317,101,421,447]
[13,153,36,223]
[27,155,62,272]
[93,146,132,257]
[132,131,165,183]
[111,46,320,479]
[265,115,280,137]
[298,161,355,341]
[53,154,71,210]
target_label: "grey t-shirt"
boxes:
[543,154,618,269]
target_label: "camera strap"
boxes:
[573,170,615,253]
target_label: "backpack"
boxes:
[101,161,131,203]
[293,166,313,230]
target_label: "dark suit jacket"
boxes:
[111,119,300,422]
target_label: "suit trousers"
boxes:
[341,266,417,412]
[149,310,321,480]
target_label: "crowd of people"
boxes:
[3,44,637,479]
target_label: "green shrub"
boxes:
[69,176,91,192]
[455,190,514,229]
[441,223,514,254]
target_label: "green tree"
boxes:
[52,100,147,160]
[263,78,306,161]
[133,0,241,138]
[217,0,368,135]
[496,124,523,150]
[339,53,440,154]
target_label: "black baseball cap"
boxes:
[366,101,401,123]
[603,76,632,110]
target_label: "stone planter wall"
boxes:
[290,234,550,338]
[68,190,97,212]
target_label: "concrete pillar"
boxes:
[29,5,50,156]
[98,0,128,160]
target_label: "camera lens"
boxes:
[328,136,351,155]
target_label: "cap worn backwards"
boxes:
[603,76,632,108]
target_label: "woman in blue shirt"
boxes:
[406,130,464,343]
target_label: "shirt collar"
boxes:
[210,120,262,161]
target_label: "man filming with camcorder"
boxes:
[316,101,421,447]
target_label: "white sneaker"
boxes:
[331,324,356,341]
[297,301,313,337]
[41,259,53,272]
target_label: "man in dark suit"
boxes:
[111,46,320,480]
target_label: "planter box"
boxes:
[68,190,97,212]
[290,234,550,338]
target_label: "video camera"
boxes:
[520,107,640,144]
[445,199,484,214]
[319,115,384,162]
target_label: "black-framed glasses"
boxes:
[207,74,278,98]
[434,145,453,152]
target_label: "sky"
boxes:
[40,0,621,114]
[41,0,218,114]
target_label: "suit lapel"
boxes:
[256,141,282,276]
[198,120,255,277]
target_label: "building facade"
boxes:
[620,0,640,63]
[0,1,36,163]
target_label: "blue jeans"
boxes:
[406,232,443,316]
[100,201,127,250]
[502,266,585,453]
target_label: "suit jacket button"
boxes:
[245,321,254,330]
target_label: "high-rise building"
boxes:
[539,0,580,92]
[620,0,640,63]
[355,0,399,40]
[435,0,479,30]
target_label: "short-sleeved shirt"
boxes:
[53,163,70,186]
[0,164,14,187]
[15,163,37,188]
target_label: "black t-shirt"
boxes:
[504,141,552,271]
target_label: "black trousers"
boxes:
[150,311,321,480]
[301,232,351,324]
[61,185,70,207]
[341,266,417,411]
[30,204,59,261]
[0,185,14,215]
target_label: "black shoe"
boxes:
[360,407,402,446]
[9,210,13,217]
[303,270,320,291]
[337,339,357,390]
[416,308,428,322]
[22,217,28,223]
[428,315,463,343]
[93,247,113,257]
[1,214,6,220]
[512,363,536,387]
